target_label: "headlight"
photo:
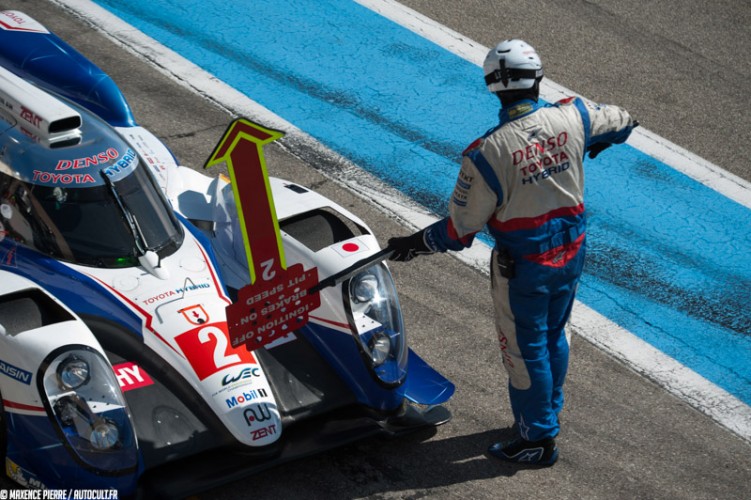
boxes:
[90,419,120,450]
[346,263,407,387]
[40,346,138,474]
[56,356,90,390]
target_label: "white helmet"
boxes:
[483,39,543,93]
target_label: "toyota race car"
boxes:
[0,11,453,497]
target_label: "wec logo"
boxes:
[221,366,261,386]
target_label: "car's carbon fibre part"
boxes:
[253,335,359,424]
[137,403,450,499]
[87,316,371,467]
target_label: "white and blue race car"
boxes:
[0,10,453,497]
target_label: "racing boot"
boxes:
[487,436,558,466]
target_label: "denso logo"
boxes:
[225,387,268,409]
[55,148,119,171]
[221,366,260,386]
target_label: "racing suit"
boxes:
[424,96,634,441]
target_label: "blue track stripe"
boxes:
[92,0,751,405]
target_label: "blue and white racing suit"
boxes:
[425,96,634,441]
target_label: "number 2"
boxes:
[260,258,276,281]
[198,325,241,369]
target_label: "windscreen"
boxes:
[0,164,183,268]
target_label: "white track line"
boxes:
[50,0,751,444]
[356,0,751,210]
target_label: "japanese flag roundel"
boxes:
[333,238,369,258]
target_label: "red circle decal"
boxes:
[342,243,359,252]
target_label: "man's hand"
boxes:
[587,120,639,159]
[587,142,611,159]
[388,229,435,262]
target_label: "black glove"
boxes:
[587,120,639,159]
[587,141,612,159]
[387,229,435,262]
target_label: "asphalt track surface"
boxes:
[2,0,750,498]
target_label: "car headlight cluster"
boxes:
[40,347,138,473]
[346,264,407,387]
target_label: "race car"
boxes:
[0,10,453,497]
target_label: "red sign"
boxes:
[205,119,320,350]
[226,263,320,350]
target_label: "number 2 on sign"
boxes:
[260,258,276,281]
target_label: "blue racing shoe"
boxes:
[488,437,559,466]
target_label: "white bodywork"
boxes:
[0,117,382,448]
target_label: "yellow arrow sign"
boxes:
[205,118,285,284]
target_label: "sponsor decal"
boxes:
[451,166,474,207]
[179,304,209,325]
[250,423,277,441]
[32,171,97,185]
[508,129,573,185]
[498,331,515,369]
[225,387,268,409]
[174,322,255,380]
[243,402,274,424]
[102,148,138,177]
[19,106,42,128]
[221,366,261,386]
[521,161,571,185]
[113,361,154,392]
[1,243,17,267]
[6,458,47,489]
[55,147,119,170]
[0,359,32,385]
[512,132,568,165]
[0,10,49,33]
[141,282,211,305]
[235,400,281,445]
[508,102,534,119]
